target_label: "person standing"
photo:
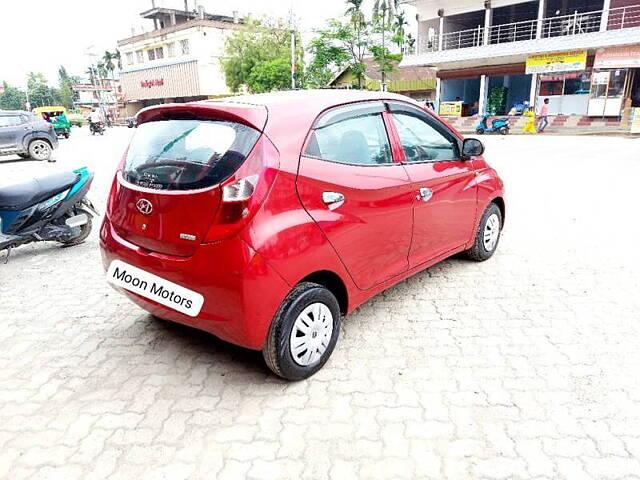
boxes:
[522,106,536,134]
[537,98,550,133]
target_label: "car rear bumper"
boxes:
[99,217,291,350]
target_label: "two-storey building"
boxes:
[117,5,242,115]
[401,0,640,122]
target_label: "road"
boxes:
[1,126,640,479]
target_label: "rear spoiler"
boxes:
[136,102,268,133]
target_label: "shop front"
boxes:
[527,50,592,115]
[588,45,640,118]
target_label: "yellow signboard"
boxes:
[526,50,587,74]
[439,101,462,117]
[631,108,640,134]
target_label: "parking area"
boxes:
[1,128,640,479]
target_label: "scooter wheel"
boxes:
[476,128,484,135]
[499,127,509,135]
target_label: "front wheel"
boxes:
[499,126,509,135]
[465,203,502,261]
[263,282,341,381]
[476,128,485,135]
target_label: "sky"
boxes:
[0,0,416,89]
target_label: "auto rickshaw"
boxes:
[33,106,72,139]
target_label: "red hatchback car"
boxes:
[100,90,505,380]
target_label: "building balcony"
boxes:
[402,5,640,69]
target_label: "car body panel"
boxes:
[0,110,58,156]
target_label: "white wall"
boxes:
[413,0,535,20]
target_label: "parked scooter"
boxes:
[475,113,510,135]
[90,121,105,136]
[0,167,97,261]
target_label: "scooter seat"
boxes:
[0,172,78,211]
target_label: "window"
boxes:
[123,120,261,191]
[392,112,458,162]
[167,42,175,57]
[136,50,144,63]
[608,69,627,98]
[155,47,164,59]
[539,75,564,96]
[0,116,22,127]
[126,52,134,65]
[180,39,190,55]
[305,113,392,165]
[563,72,591,95]
[147,48,156,61]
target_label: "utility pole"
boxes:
[290,8,296,90]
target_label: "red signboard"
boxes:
[141,79,164,88]
[594,46,640,69]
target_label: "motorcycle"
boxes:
[475,113,510,135]
[90,121,105,136]
[0,167,98,262]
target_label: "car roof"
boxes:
[0,110,30,116]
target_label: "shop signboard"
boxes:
[526,50,587,74]
[439,101,462,117]
[594,46,640,69]
[631,108,640,134]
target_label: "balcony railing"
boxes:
[417,4,640,54]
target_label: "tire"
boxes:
[476,128,484,135]
[28,139,52,161]
[263,282,341,381]
[64,132,70,139]
[59,211,93,246]
[499,126,509,135]
[465,203,502,262]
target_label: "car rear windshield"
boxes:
[122,119,261,191]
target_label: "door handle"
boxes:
[418,187,433,202]
[322,191,345,210]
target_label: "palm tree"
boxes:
[102,51,116,78]
[345,0,367,89]
[372,0,399,87]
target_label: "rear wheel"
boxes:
[465,203,502,261]
[59,210,93,246]
[28,139,52,161]
[499,126,509,135]
[263,282,341,381]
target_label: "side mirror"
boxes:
[462,138,484,158]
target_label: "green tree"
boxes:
[306,33,351,88]
[58,66,75,110]
[222,19,303,94]
[371,0,401,87]
[0,82,27,110]
[27,72,60,107]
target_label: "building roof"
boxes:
[360,58,437,82]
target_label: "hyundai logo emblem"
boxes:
[136,198,153,215]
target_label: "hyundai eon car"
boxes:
[100,90,505,380]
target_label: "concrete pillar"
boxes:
[170,13,176,26]
[529,73,538,106]
[483,4,492,46]
[438,16,445,50]
[478,74,488,115]
[600,0,611,31]
[536,0,546,38]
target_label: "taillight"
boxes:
[204,136,279,242]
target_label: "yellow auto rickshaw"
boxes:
[32,106,72,139]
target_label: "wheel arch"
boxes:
[491,196,506,225]
[300,270,349,315]
[28,136,53,149]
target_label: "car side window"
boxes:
[392,112,459,162]
[305,113,393,166]
[0,116,21,127]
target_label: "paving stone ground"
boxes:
[1,127,640,479]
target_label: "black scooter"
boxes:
[0,167,97,262]
[90,121,105,136]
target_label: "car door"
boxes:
[296,102,415,291]
[387,101,478,268]
[0,115,22,151]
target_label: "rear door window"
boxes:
[123,119,260,191]
[304,103,392,166]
